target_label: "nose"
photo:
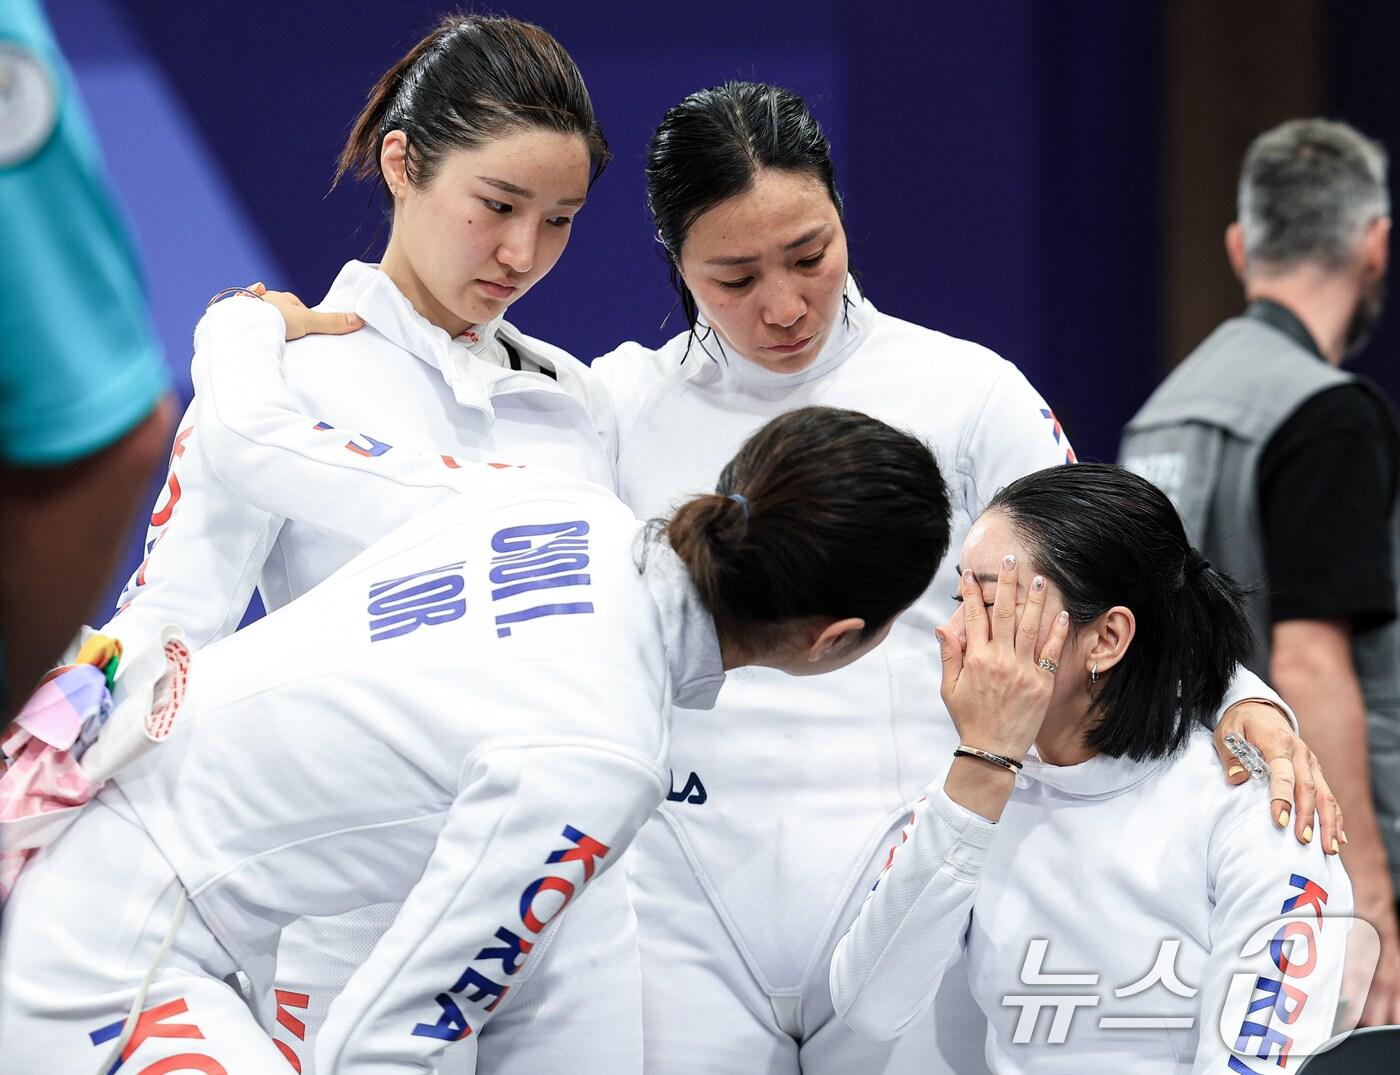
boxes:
[496,218,537,275]
[760,276,806,330]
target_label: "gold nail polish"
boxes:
[1277,809,1290,826]
[1341,830,1349,845]
[1227,765,1245,778]
[1302,825,1313,844]
[1331,838,1340,854]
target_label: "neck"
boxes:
[1246,269,1358,366]
[1034,698,1100,766]
[380,237,474,339]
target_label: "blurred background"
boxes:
[44,0,1400,612]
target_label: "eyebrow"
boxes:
[478,176,587,207]
[702,225,830,267]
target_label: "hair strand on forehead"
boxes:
[334,13,609,198]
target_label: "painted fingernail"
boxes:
[1003,554,1017,570]
[1227,765,1245,778]
[1057,610,1069,624]
[1302,825,1313,844]
[1032,576,1045,592]
[1331,837,1340,854]
[1277,808,1290,827]
[1341,830,1349,845]
[963,569,976,585]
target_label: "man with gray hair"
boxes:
[1122,117,1400,1026]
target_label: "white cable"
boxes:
[95,887,189,1075]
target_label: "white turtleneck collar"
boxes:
[637,536,726,710]
[320,260,504,415]
[679,275,877,392]
[1017,745,1170,800]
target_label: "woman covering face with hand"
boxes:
[830,464,1354,1073]
[586,82,1333,1075]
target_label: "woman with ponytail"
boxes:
[831,464,1354,1072]
[76,14,622,1074]
[0,407,952,1075]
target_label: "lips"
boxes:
[765,334,815,355]
[477,279,517,300]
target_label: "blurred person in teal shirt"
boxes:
[0,0,172,724]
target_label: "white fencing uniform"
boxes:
[94,264,628,1074]
[0,463,722,1075]
[830,727,1352,1073]
[590,280,1289,1075]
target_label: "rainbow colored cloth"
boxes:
[0,635,121,900]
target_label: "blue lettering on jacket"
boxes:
[410,825,611,1043]
[367,561,467,642]
[488,521,594,637]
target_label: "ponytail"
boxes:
[988,464,1253,761]
[663,407,951,655]
[333,14,609,197]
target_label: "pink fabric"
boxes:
[0,735,97,900]
[14,665,107,750]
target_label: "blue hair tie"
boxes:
[727,492,750,526]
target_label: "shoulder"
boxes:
[589,334,692,428]
[864,311,1011,377]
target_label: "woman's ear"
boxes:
[806,617,867,663]
[380,130,410,199]
[1086,606,1136,674]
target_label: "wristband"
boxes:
[206,286,264,308]
[953,745,1023,773]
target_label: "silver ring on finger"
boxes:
[1037,656,1059,674]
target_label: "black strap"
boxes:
[502,340,557,382]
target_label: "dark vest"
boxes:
[1121,313,1400,883]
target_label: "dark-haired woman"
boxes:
[0,406,953,1075]
[588,82,1335,1074]
[830,463,1352,1072]
[81,14,622,1074]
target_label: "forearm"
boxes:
[0,397,174,721]
[830,785,995,1040]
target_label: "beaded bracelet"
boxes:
[953,745,1023,773]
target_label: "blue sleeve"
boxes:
[0,0,168,465]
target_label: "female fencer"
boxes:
[85,13,622,1073]
[830,463,1352,1073]
[0,404,953,1075]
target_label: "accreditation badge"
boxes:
[0,40,58,168]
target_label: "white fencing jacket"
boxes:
[107,463,720,1075]
[829,728,1352,1073]
[105,260,615,650]
[587,283,1086,992]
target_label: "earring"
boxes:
[1090,662,1099,684]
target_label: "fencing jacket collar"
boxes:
[640,537,726,710]
[1019,746,1168,800]
[680,275,877,391]
[320,260,508,417]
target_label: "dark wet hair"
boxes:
[335,13,609,197]
[988,463,1252,760]
[665,406,950,656]
[646,81,844,331]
